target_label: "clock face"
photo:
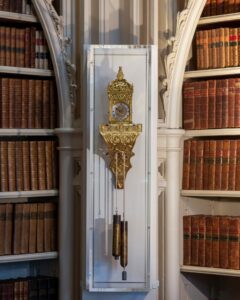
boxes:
[112,102,130,122]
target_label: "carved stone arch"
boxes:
[163,0,207,128]
[32,0,76,128]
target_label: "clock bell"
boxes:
[99,67,142,280]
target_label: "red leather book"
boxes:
[189,140,197,190]
[183,81,195,130]
[229,217,240,269]
[221,140,230,190]
[216,79,223,128]
[212,216,220,268]
[234,78,240,127]
[208,140,216,190]
[222,79,229,128]
[19,29,25,68]
[228,140,237,190]
[183,215,191,265]
[50,81,57,128]
[205,216,213,267]
[30,27,36,68]
[229,0,236,13]
[229,28,238,67]
[196,31,201,69]
[195,140,204,190]
[203,140,210,190]
[235,140,240,190]
[191,215,200,266]
[228,78,235,128]
[45,140,54,190]
[215,140,223,190]
[199,215,206,266]
[208,30,213,69]
[24,28,31,68]
[194,82,201,129]
[219,216,229,269]
[196,31,204,70]
[200,81,209,129]
[208,80,216,129]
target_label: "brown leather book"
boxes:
[235,140,240,190]
[24,28,31,68]
[13,204,23,255]
[14,281,20,300]
[215,140,223,190]
[14,79,22,128]
[228,78,235,128]
[19,29,25,68]
[208,30,213,69]
[219,28,225,68]
[50,81,56,128]
[16,141,24,191]
[191,215,200,266]
[29,203,37,253]
[235,78,240,127]
[0,204,5,255]
[183,82,195,130]
[15,28,21,68]
[9,78,15,128]
[222,140,230,190]
[23,280,28,300]
[208,80,216,128]
[35,80,43,128]
[43,80,50,128]
[230,28,238,67]
[0,27,6,66]
[45,140,53,190]
[222,79,229,128]
[44,202,57,252]
[52,140,58,189]
[21,79,28,128]
[229,0,236,12]
[216,79,223,128]
[211,29,217,69]
[1,78,9,128]
[5,203,13,255]
[0,0,4,10]
[228,140,237,190]
[208,140,216,190]
[205,216,213,267]
[200,81,209,129]
[216,0,224,14]
[203,30,209,69]
[37,141,46,190]
[0,141,8,191]
[236,0,240,11]
[229,217,240,269]
[28,80,35,128]
[199,31,204,70]
[198,215,206,266]
[211,0,217,15]
[203,140,210,190]
[20,204,30,254]
[195,140,204,190]
[212,215,220,267]
[196,31,201,69]
[224,28,230,67]
[183,215,191,265]
[189,140,197,190]
[10,27,16,67]
[30,141,38,190]
[202,0,211,16]
[193,82,201,129]
[219,216,229,269]
[5,27,10,66]
[224,0,229,14]
[37,203,44,252]
[7,141,16,192]
[30,27,36,68]
[22,141,30,191]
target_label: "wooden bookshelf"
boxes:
[0,66,54,77]
[184,128,240,137]
[0,190,58,199]
[0,252,58,264]
[0,10,38,23]
[199,12,240,26]
[0,129,55,136]
[184,67,240,79]
[181,265,240,277]
[181,190,240,198]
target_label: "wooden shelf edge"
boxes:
[181,190,240,197]
[184,67,240,79]
[0,190,58,199]
[0,66,54,77]
[185,128,240,137]
[181,265,240,277]
[0,252,58,263]
[0,10,38,23]
[199,12,240,25]
[0,129,55,136]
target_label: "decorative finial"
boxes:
[117,67,124,80]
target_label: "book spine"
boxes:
[235,78,240,127]
[29,203,37,253]
[7,141,16,192]
[219,216,229,269]
[183,82,195,130]
[35,80,43,128]
[228,78,235,128]
[211,0,217,15]
[191,215,200,266]
[0,141,8,191]
[21,79,28,128]
[208,30,213,69]
[37,141,46,190]
[203,30,209,69]
[202,0,211,16]
[13,204,23,254]
[229,217,240,269]
[28,80,35,128]
[20,29,25,67]
[20,203,30,254]
[10,27,16,67]
[228,139,237,190]
[208,140,216,190]
[212,215,220,267]
[225,28,230,67]
[35,30,40,69]
[212,29,218,69]
[50,81,56,128]
[219,27,225,68]
[16,141,24,191]
[25,27,31,68]
[5,27,10,66]
[200,81,209,129]
[194,82,201,129]
[198,215,206,266]
[183,215,191,265]
[14,79,22,128]
[217,0,224,14]
[196,31,201,69]
[1,78,9,128]
[0,205,5,255]
[208,80,216,128]
[4,203,13,255]
[45,140,53,190]
[52,140,58,189]
[44,202,57,252]
[37,203,44,252]
[0,27,6,66]
[30,141,38,190]
[203,140,210,190]
[189,140,197,190]
[22,141,30,191]
[205,216,213,267]
[235,140,240,190]
[222,139,230,190]
[215,140,223,190]
[195,140,204,190]
[230,28,238,67]
[9,78,15,128]
[216,79,223,128]
[222,79,229,128]
[42,80,50,128]
[15,28,20,67]
[30,27,36,68]
[229,0,236,12]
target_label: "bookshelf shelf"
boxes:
[0,252,58,264]
[198,12,240,26]
[0,10,38,23]
[0,129,55,136]
[185,128,240,137]
[0,66,54,77]
[181,190,240,198]
[184,67,240,79]
[181,265,240,277]
[0,190,58,199]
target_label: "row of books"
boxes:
[0,26,51,69]
[183,215,240,270]
[183,78,240,130]
[0,276,58,299]
[182,138,240,190]
[0,0,34,15]
[0,78,57,129]
[202,0,240,16]
[196,27,240,70]
[0,202,57,256]
[0,140,58,192]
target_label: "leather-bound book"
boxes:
[236,0,240,12]
[224,28,230,67]
[52,140,58,189]
[7,141,16,192]
[43,80,50,128]
[222,79,229,128]
[16,0,22,13]
[21,79,29,128]
[28,80,35,128]
[230,28,238,67]
[13,204,23,254]
[205,216,213,267]
[229,0,236,12]
[10,27,16,67]
[195,140,204,190]
[183,81,195,130]
[14,281,20,300]
[229,217,240,269]
[30,141,38,190]
[29,203,37,253]
[0,0,4,10]
[14,79,22,128]
[22,141,30,191]
[30,27,36,68]
[198,215,206,266]
[217,0,224,14]
[228,78,236,128]
[215,140,223,190]
[5,27,10,66]
[0,141,8,191]
[24,28,31,68]
[219,216,229,269]
[35,30,40,69]
[29,278,38,300]
[9,78,15,128]
[228,139,237,190]
[0,204,5,255]
[35,80,42,128]
[202,0,211,16]
[203,30,209,69]
[219,28,225,68]
[200,81,209,129]
[203,140,210,190]
[1,78,9,128]
[191,215,200,266]
[235,78,240,127]
[37,141,46,190]
[183,215,191,265]
[196,31,201,69]
[211,0,217,15]
[19,29,25,68]
[45,140,53,190]
[194,82,201,129]
[216,79,223,128]
[15,28,20,67]
[37,203,44,252]
[23,280,28,300]
[235,140,240,190]
[197,31,204,70]
[189,139,197,190]
[5,203,13,255]
[208,140,216,190]
[211,29,217,69]
[0,27,6,66]
[20,203,30,254]
[5,281,14,299]
[46,202,57,252]
[49,81,56,129]
[212,215,220,268]
[221,139,230,190]
[208,80,216,128]
[208,30,213,69]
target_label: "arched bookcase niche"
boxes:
[159,1,207,300]
[31,2,79,300]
